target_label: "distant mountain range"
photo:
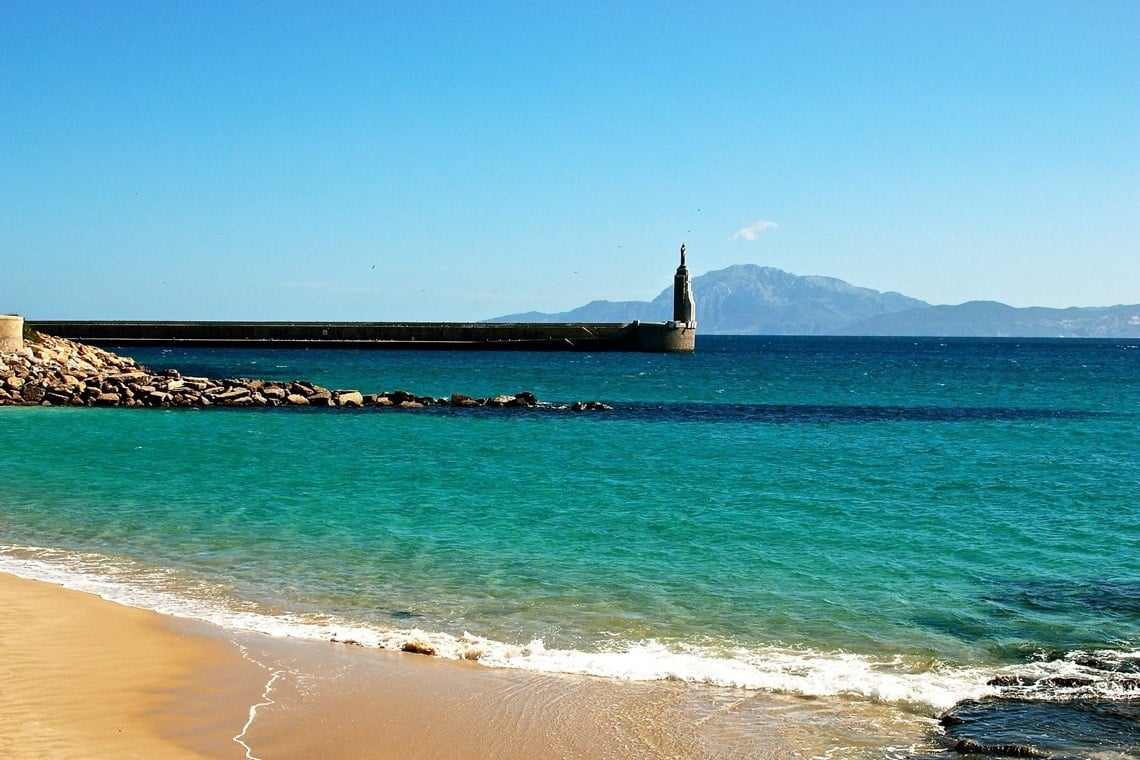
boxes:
[488,264,1140,338]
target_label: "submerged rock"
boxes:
[936,697,1140,758]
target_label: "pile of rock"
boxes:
[0,332,541,410]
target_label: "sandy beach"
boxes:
[0,573,930,758]
[0,572,265,759]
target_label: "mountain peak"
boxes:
[489,264,927,333]
[677,264,928,334]
[487,265,1140,337]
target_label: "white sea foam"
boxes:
[2,544,1134,716]
[232,643,286,760]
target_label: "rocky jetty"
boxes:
[0,332,543,410]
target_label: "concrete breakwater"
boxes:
[27,319,696,353]
[24,250,697,353]
[0,332,610,410]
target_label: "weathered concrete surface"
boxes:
[0,315,23,353]
[27,320,694,352]
[634,321,696,353]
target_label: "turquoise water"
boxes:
[2,337,1137,752]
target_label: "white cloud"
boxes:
[731,220,779,241]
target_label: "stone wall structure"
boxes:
[21,250,698,354]
[26,320,690,351]
[0,315,23,353]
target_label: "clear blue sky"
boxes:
[3,1,1137,319]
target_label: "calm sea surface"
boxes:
[2,336,1137,756]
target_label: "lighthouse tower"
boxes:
[637,242,696,352]
[630,244,697,352]
[673,243,696,325]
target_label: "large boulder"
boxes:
[335,390,364,408]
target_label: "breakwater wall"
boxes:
[28,320,696,352]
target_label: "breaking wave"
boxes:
[2,544,1134,718]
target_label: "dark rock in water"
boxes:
[571,401,613,412]
[951,738,1047,757]
[387,390,416,405]
[1073,654,1140,675]
[1042,677,1095,689]
[43,390,72,406]
[937,698,1140,758]
[308,390,334,406]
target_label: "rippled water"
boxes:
[2,336,1137,756]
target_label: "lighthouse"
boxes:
[630,243,698,352]
[673,243,696,325]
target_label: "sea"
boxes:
[1,336,1137,758]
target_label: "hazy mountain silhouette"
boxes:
[848,301,1140,338]
[488,264,1140,337]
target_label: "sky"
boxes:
[2,1,1137,320]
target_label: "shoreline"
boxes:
[0,572,936,758]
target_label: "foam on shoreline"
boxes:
[4,541,1133,722]
[0,562,943,759]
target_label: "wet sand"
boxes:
[239,634,933,759]
[0,573,935,758]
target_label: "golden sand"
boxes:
[0,573,261,759]
[234,636,859,760]
[0,573,930,758]
[0,572,791,759]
